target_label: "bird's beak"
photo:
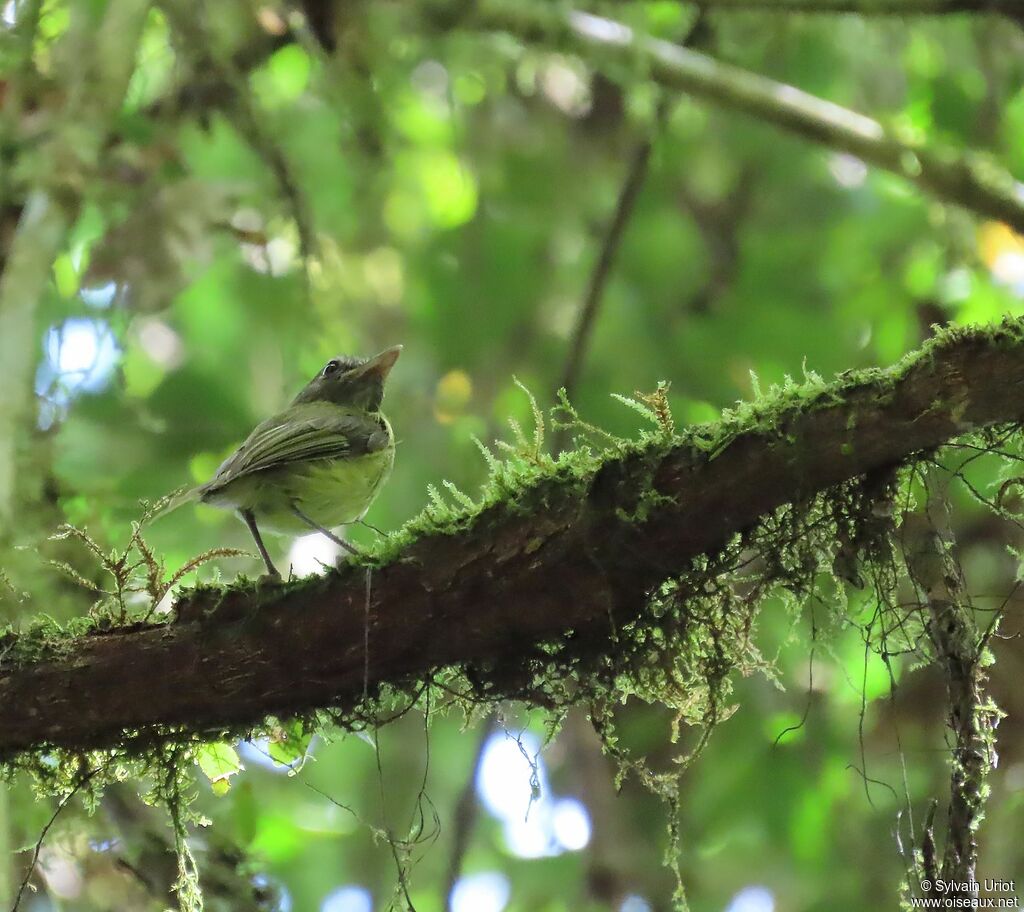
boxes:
[353,345,402,381]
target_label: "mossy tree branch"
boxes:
[452,2,1024,233]
[2,323,1024,757]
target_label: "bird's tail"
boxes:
[144,485,200,526]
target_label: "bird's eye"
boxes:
[322,359,342,377]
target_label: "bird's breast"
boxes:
[264,446,395,533]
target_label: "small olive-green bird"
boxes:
[163,346,400,577]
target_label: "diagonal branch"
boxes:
[670,0,1022,15]
[3,322,1024,757]
[455,3,1024,232]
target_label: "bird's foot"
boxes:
[257,569,283,584]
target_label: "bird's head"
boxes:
[293,345,402,412]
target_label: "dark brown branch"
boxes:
[553,108,665,457]
[558,126,658,405]
[678,164,756,315]
[3,323,1024,757]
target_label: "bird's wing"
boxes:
[203,409,388,492]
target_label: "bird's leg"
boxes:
[240,509,281,577]
[291,505,365,557]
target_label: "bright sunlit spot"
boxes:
[541,59,592,118]
[477,731,545,819]
[36,318,120,427]
[977,222,1024,297]
[2,1,15,27]
[991,251,1024,291]
[252,874,291,912]
[237,737,315,774]
[551,797,591,851]
[477,730,552,857]
[567,10,632,44]
[288,532,342,577]
[725,885,776,912]
[450,872,510,912]
[136,317,185,369]
[241,236,296,275]
[321,885,372,912]
[80,282,118,308]
[411,59,449,101]
[620,896,652,912]
[828,153,868,189]
[477,731,592,858]
[45,319,118,385]
[38,848,82,900]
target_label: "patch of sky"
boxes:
[321,885,372,912]
[450,871,511,912]
[79,282,118,309]
[236,736,317,774]
[476,729,592,858]
[36,318,120,428]
[725,886,775,912]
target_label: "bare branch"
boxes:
[555,109,664,453]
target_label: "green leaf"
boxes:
[196,741,243,793]
[267,721,312,771]
[252,45,312,107]
[53,254,79,299]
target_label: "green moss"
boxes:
[0,612,104,667]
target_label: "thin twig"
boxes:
[559,117,663,404]
[12,768,96,912]
[554,20,706,441]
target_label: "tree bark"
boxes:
[2,323,1024,757]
